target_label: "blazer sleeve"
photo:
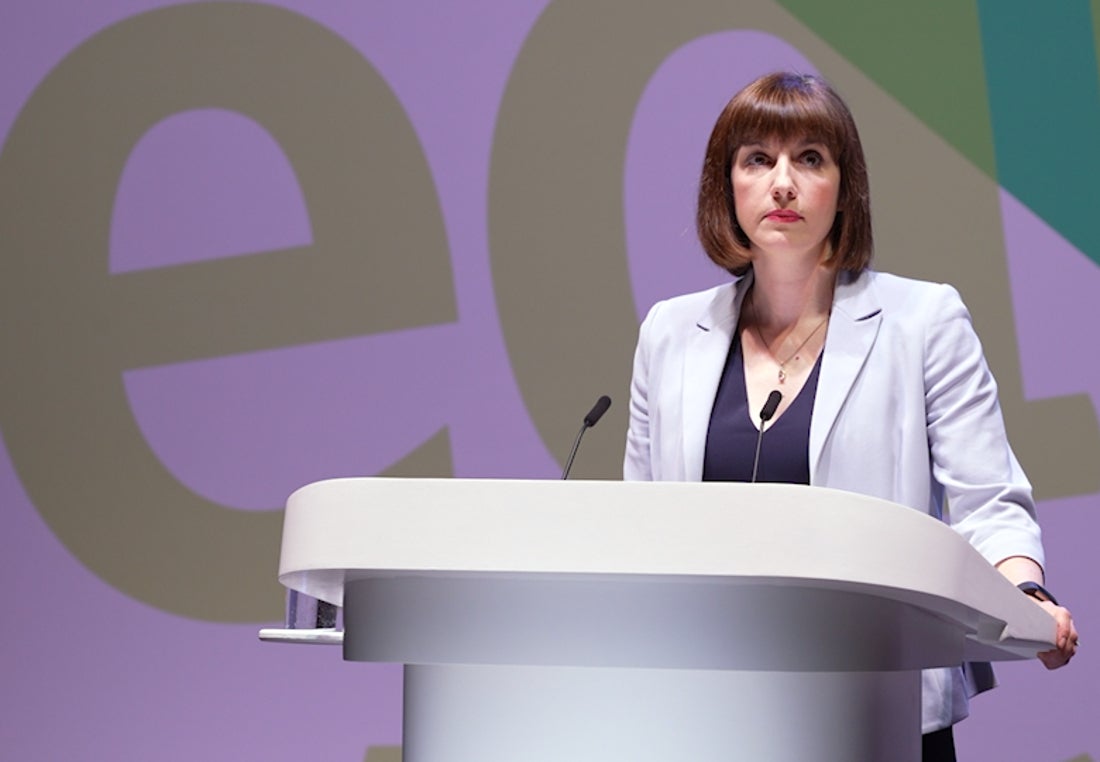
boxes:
[623,301,659,481]
[922,284,1044,569]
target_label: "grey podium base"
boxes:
[402,663,920,762]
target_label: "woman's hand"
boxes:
[994,556,1078,668]
[1035,600,1079,669]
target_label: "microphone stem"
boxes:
[750,424,766,483]
[561,424,589,480]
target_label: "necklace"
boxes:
[748,294,829,384]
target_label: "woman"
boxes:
[622,72,1078,761]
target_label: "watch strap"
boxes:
[1017,580,1059,606]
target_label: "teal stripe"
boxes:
[978,0,1100,265]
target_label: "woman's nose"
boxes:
[771,185,795,200]
[771,158,796,200]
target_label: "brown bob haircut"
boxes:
[696,71,872,275]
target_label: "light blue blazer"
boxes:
[623,268,1044,732]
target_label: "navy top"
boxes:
[702,333,822,484]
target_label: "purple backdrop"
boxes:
[1,1,1096,759]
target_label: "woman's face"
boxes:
[731,136,840,264]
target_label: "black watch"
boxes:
[1017,581,1059,606]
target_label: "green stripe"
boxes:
[776,0,995,175]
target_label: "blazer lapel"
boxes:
[809,271,883,479]
[681,275,750,480]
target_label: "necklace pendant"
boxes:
[777,367,787,384]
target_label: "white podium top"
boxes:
[273,478,1055,666]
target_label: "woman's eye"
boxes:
[800,148,827,166]
[745,152,769,166]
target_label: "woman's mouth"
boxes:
[765,210,802,222]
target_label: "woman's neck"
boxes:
[748,259,836,331]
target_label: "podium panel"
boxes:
[404,665,920,762]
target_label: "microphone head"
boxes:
[759,390,782,422]
[583,395,612,427]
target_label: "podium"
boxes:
[262,478,1055,762]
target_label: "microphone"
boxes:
[583,395,612,427]
[561,395,612,479]
[751,390,782,483]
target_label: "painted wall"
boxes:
[1,1,1097,759]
